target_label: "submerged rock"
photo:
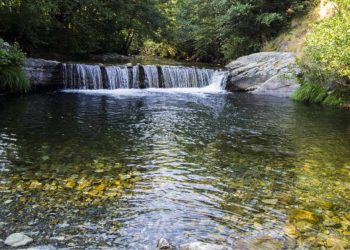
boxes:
[180,242,229,250]
[233,235,284,250]
[5,233,33,247]
[225,52,300,98]
[157,238,175,250]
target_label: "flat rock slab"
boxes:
[5,233,33,247]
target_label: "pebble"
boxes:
[5,233,33,247]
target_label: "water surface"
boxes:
[0,91,349,249]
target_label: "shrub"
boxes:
[0,39,30,93]
[295,0,350,107]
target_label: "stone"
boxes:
[23,58,62,89]
[233,235,284,250]
[29,180,43,189]
[225,52,300,98]
[325,237,348,250]
[289,209,318,223]
[283,224,300,238]
[5,233,33,247]
[157,238,175,250]
[261,199,278,205]
[180,242,229,250]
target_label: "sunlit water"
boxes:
[0,91,349,249]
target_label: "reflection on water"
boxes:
[0,92,349,249]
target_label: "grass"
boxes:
[0,67,30,93]
[291,82,328,103]
[291,82,345,107]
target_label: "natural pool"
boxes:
[0,90,349,249]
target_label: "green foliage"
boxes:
[297,0,350,106]
[292,82,328,104]
[0,0,313,63]
[322,94,344,106]
[304,0,350,79]
[0,0,168,57]
[170,0,312,62]
[291,82,344,106]
[0,66,30,93]
[0,39,30,93]
[0,39,25,67]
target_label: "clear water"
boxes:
[0,91,349,249]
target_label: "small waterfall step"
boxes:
[62,63,228,90]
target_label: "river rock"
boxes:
[180,242,229,250]
[157,238,175,250]
[233,235,284,250]
[5,233,33,247]
[23,58,62,89]
[225,52,300,97]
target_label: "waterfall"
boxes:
[63,63,227,90]
[63,64,103,89]
[105,66,129,89]
[161,66,215,88]
[143,65,160,88]
[206,71,229,90]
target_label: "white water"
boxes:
[143,65,160,88]
[63,70,228,96]
[62,63,228,92]
[105,66,129,89]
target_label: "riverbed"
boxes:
[0,91,349,249]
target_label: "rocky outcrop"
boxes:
[24,58,63,89]
[225,52,300,98]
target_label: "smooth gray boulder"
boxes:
[225,52,300,98]
[5,233,33,247]
[24,58,63,89]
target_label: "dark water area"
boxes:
[0,91,349,249]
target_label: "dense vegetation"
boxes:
[0,0,311,63]
[0,39,29,93]
[293,0,350,106]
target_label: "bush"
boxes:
[295,0,350,107]
[0,39,30,93]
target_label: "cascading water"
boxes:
[143,65,160,88]
[62,63,227,90]
[63,64,103,89]
[161,66,215,88]
[105,66,129,89]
